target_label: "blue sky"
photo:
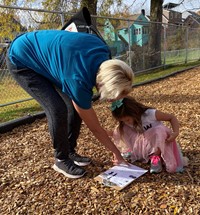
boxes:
[124,0,200,15]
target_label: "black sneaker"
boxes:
[53,159,86,179]
[69,153,91,166]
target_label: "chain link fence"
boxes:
[0,5,200,124]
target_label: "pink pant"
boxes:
[113,125,188,173]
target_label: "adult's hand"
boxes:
[112,153,130,166]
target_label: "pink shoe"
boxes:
[150,155,162,173]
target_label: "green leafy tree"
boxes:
[0,10,26,41]
[39,0,126,31]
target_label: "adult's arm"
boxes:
[72,101,126,164]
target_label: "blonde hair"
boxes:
[96,59,134,100]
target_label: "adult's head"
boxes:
[96,59,134,100]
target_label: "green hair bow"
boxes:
[111,99,124,111]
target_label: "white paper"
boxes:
[65,22,78,32]
[95,163,148,190]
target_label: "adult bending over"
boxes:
[6,30,134,178]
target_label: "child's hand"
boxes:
[112,154,130,166]
[166,132,179,143]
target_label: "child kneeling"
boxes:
[110,96,188,173]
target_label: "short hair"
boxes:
[96,59,134,100]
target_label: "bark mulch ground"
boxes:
[0,67,199,215]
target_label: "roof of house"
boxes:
[184,11,200,24]
[116,14,139,30]
[117,13,150,30]
[163,3,180,10]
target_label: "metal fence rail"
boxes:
[0,4,200,124]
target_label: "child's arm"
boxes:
[155,110,179,143]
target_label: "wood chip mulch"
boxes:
[0,67,200,215]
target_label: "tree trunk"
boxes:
[80,0,97,15]
[149,0,163,67]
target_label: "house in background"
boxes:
[103,3,199,57]
[103,10,150,56]
[162,2,182,25]
[183,11,200,28]
[163,2,200,28]
[117,9,150,47]
[104,19,116,41]
[132,9,150,46]
[103,19,127,56]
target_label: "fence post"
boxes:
[185,27,188,64]
[60,12,65,27]
[127,20,132,68]
[163,24,167,68]
[142,45,145,70]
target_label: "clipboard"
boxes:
[94,163,148,191]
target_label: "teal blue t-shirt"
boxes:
[9,30,111,109]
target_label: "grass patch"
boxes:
[0,61,200,123]
[0,101,42,123]
[134,61,200,84]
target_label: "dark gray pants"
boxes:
[6,53,82,160]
